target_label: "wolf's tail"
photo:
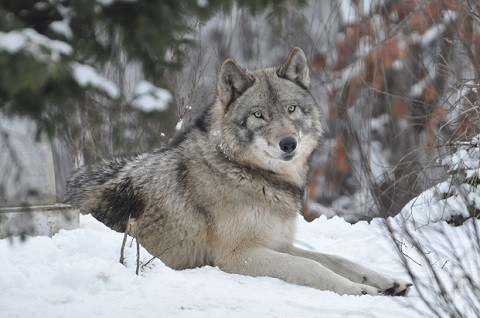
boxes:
[65,157,144,232]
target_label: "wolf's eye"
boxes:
[287,105,296,113]
[253,111,263,119]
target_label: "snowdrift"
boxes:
[1,194,478,317]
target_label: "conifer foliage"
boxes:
[0,0,291,137]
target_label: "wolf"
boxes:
[65,48,411,296]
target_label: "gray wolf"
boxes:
[65,48,411,296]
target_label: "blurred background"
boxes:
[1,0,479,222]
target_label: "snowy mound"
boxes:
[0,214,416,317]
[1,208,478,317]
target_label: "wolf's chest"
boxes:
[239,203,297,249]
[208,184,298,251]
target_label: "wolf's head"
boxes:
[210,48,323,184]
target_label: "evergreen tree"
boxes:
[0,0,294,139]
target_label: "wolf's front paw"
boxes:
[363,274,412,296]
[381,279,412,296]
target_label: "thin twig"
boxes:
[119,214,132,265]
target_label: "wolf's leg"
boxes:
[217,247,380,296]
[285,245,411,296]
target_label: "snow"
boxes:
[1,182,479,318]
[97,0,138,5]
[392,60,404,70]
[410,24,446,47]
[70,62,120,99]
[339,0,358,25]
[176,119,184,131]
[391,209,480,318]
[442,10,458,23]
[395,137,479,229]
[0,213,425,318]
[50,19,73,39]
[97,0,115,5]
[197,0,209,8]
[131,81,172,112]
[409,76,430,98]
[360,0,376,16]
[398,180,470,228]
[49,3,74,39]
[0,32,26,53]
[0,29,72,61]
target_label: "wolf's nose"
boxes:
[279,137,297,153]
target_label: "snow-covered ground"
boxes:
[1,193,478,317]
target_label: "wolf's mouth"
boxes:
[264,151,296,161]
[263,151,296,162]
[282,153,295,161]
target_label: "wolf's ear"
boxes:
[277,47,310,89]
[217,59,254,108]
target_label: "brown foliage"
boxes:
[392,97,410,119]
[364,39,409,89]
[423,80,438,103]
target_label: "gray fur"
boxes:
[65,48,411,296]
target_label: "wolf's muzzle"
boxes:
[279,137,297,154]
